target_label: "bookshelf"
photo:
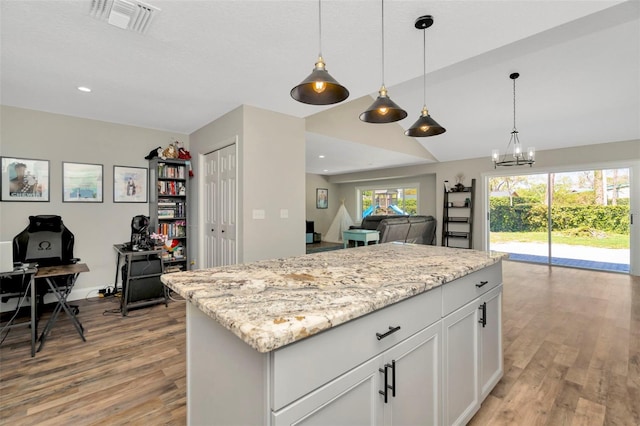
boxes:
[149,158,188,273]
[442,178,475,249]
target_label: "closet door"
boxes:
[204,144,237,268]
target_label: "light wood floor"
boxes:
[0,261,638,425]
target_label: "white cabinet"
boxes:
[442,284,503,426]
[184,261,503,426]
[480,285,503,399]
[272,321,442,426]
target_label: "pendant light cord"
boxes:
[422,28,426,107]
[513,76,517,131]
[318,0,323,57]
[381,0,385,86]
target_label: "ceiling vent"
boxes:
[90,0,160,34]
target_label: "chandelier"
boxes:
[492,72,535,168]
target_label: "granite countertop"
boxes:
[161,243,507,353]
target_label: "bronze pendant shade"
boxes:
[360,0,407,124]
[359,85,408,123]
[405,106,446,137]
[404,15,445,137]
[290,1,349,105]
[290,57,349,105]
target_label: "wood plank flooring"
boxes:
[1,261,638,425]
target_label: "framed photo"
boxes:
[62,162,103,203]
[0,157,50,202]
[114,166,148,203]
[316,188,328,209]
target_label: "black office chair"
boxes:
[12,215,80,314]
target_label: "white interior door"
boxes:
[203,144,237,268]
[219,144,237,266]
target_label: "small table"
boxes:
[113,244,166,316]
[342,229,380,248]
[36,263,90,352]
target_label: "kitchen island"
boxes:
[162,243,507,426]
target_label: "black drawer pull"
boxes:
[376,325,401,340]
[475,280,489,288]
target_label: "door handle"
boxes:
[475,280,488,288]
[479,302,487,328]
[379,363,390,403]
[390,360,396,398]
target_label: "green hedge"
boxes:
[489,198,629,234]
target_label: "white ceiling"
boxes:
[1,1,638,175]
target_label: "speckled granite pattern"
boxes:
[162,243,507,353]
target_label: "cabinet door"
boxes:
[480,285,503,399]
[442,298,480,426]
[272,355,383,426]
[384,321,442,426]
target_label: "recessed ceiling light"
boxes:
[318,155,325,159]
[77,86,92,93]
[323,169,329,172]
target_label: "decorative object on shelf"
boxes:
[0,156,49,202]
[492,72,535,168]
[360,0,407,123]
[62,162,103,203]
[316,188,328,209]
[113,165,148,203]
[454,173,466,192]
[405,15,446,137]
[290,0,349,105]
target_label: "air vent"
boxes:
[90,0,160,34]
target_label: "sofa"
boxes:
[350,215,437,245]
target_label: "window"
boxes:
[358,186,418,219]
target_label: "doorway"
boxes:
[488,168,631,273]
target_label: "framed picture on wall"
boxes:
[62,162,103,203]
[114,166,148,203]
[0,157,50,202]
[316,188,328,209]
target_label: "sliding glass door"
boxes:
[488,168,630,273]
[489,173,549,264]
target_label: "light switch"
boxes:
[252,209,265,220]
[280,209,289,219]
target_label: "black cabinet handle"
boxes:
[479,302,487,328]
[378,364,390,403]
[475,280,489,288]
[376,325,401,340]
[390,360,396,398]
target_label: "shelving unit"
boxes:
[149,158,188,273]
[442,178,475,249]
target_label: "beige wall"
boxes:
[189,105,306,265]
[304,174,338,238]
[0,105,188,305]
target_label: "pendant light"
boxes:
[359,0,407,123]
[491,72,535,168]
[290,0,349,105]
[404,15,446,137]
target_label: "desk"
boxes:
[0,267,38,357]
[342,229,380,248]
[35,263,89,352]
[113,244,167,316]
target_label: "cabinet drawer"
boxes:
[271,286,442,411]
[442,262,502,316]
